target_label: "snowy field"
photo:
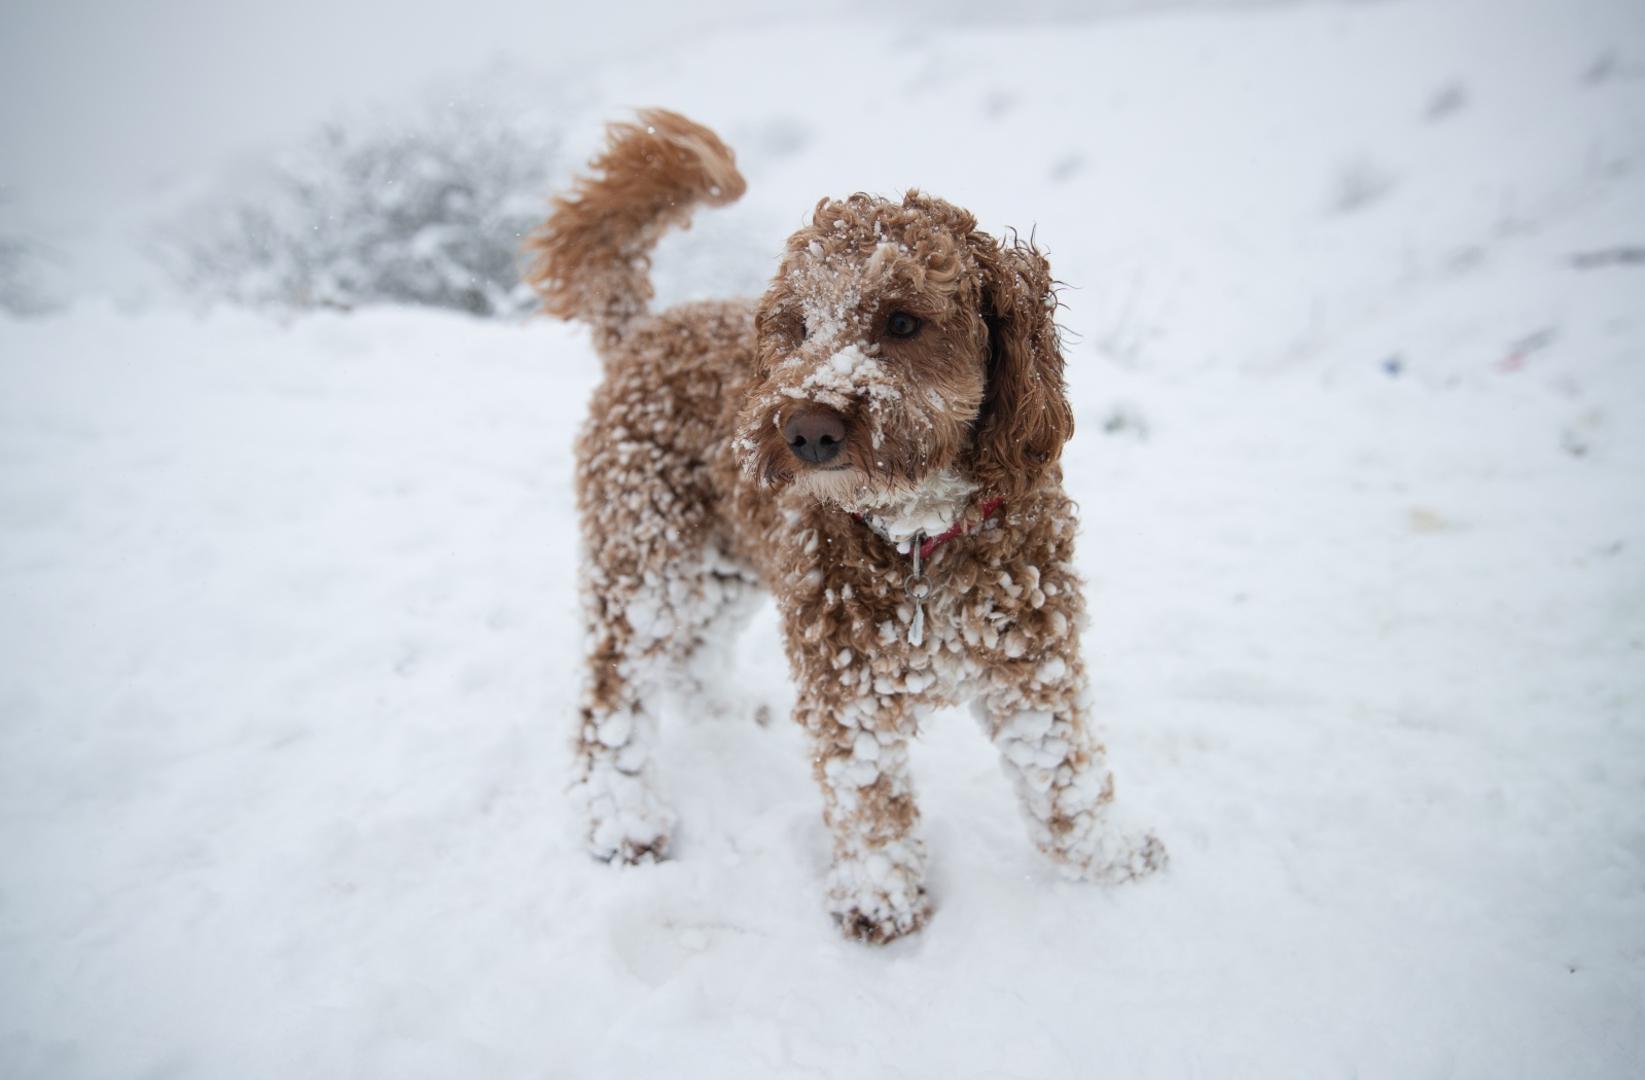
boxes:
[3,0,1644,1076]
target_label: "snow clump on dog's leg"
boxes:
[975,665,1167,884]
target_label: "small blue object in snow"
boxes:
[1382,355,1404,377]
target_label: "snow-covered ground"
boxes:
[3,0,1643,1076]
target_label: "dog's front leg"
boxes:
[797,686,931,943]
[976,653,1167,884]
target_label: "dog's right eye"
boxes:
[770,312,805,342]
[885,311,922,339]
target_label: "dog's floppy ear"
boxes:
[966,232,1074,500]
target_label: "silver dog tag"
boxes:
[904,534,929,647]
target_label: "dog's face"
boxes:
[735,191,1073,511]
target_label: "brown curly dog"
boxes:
[526,109,1165,943]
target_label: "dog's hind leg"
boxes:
[572,525,752,863]
[572,568,677,864]
[566,302,756,862]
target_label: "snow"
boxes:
[781,344,901,419]
[3,0,1644,1076]
[861,468,979,545]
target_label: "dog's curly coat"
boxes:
[527,110,1165,942]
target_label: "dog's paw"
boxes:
[588,822,674,866]
[597,833,672,866]
[1060,829,1169,885]
[579,768,676,866]
[825,844,930,944]
[832,890,931,944]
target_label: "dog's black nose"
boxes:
[783,409,847,465]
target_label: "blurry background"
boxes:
[2,1,1642,1077]
[6,0,1299,310]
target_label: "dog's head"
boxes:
[734,191,1072,512]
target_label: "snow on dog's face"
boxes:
[734,191,1074,512]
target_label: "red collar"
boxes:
[854,496,1005,560]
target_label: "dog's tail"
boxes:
[523,109,746,350]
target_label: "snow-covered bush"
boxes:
[158,101,561,316]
